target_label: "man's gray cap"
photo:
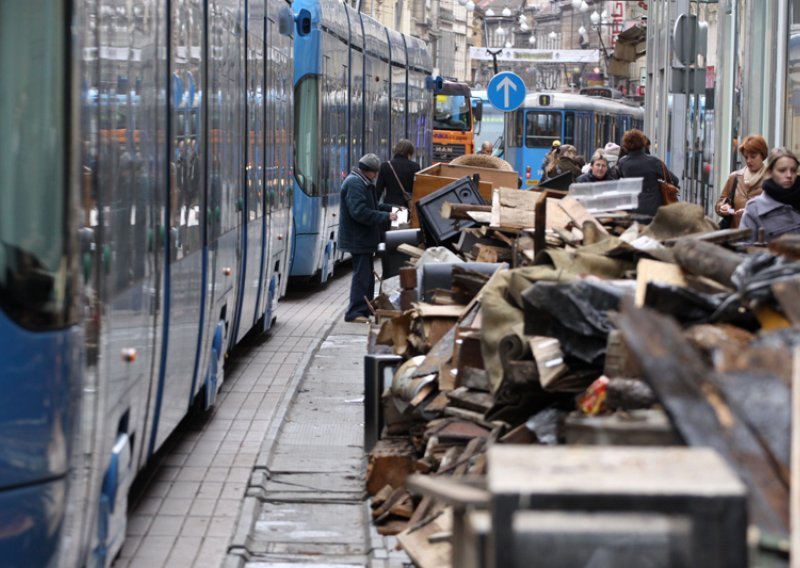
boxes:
[358,153,381,172]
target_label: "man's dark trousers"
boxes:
[345,253,374,321]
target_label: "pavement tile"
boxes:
[148,515,185,537]
[159,498,193,516]
[188,498,217,517]
[180,516,210,537]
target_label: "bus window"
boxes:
[563,112,575,146]
[525,111,562,148]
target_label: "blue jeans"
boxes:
[345,253,375,321]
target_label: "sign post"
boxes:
[486,71,526,112]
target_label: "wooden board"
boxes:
[557,196,609,235]
[634,258,687,307]
[396,508,453,568]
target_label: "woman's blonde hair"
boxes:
[766,146,800,173]
[590,150,608,165]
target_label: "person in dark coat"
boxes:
[339,153,397,323]
[546,144,584,184]
[617,129,679,216]
[575,149,616,183]
[375,139,419,208]
[741,146,800,242]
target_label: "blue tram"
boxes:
[504,92,645,186]
[289,0,433,282]
[1,0,294,564]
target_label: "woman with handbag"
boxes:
[375,139,419,208]
[617,129,680,217]
[715,135,768,229]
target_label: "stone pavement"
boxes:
[113,265,408,567]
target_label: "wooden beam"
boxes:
[441,202,492,220]
[672,239,744,287]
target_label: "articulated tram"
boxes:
[289,0,434,281]
[505,91,645,185]
[1,0,294,564]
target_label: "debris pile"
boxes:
[365,170,797,564]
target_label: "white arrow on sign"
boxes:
[497,76,517,108]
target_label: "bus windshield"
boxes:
[433,95,471,132]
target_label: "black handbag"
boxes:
[719,177,738,229]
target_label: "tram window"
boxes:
[0,1,74,329]
[604,115,613,144]
[563,112,575,146]
[525,111,561,148]
[294,75,320,196]
[576,113,592,158]
[509,109,523,147]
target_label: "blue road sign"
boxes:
[487,72,526,112]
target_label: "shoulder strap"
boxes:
[728,175,738,205]
[387,161,412,202]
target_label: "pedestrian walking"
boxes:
[741,146,800,242]
[715,135,768,229]
[617,129,679,216]
[339,153,397,323]
[540,139,561,181]
[376,139,419,208]
[545,144,584,183]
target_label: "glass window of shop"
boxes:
[786,0,800,156]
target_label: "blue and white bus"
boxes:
[505,92,644,186]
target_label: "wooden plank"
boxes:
[635,258,688,306]
[614,299,789,536]
[406,475,490,507]
[445,386,494,414]
[530,336,568,389]
[396,508,453,568]
[670,227,753,245]
[557,196,609,235]
[441,202,492,220]
[397,243,425,258]
[498,187,539,209]
[416,303,466,318]
[497,207,535,229]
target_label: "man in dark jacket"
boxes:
[339,153,397,323]
[617,129,680,217]
[375,139,419,208]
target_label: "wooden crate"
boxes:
[410,163,519,228]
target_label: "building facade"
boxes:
[644,0,800,215]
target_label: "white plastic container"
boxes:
[568,177,643,213]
